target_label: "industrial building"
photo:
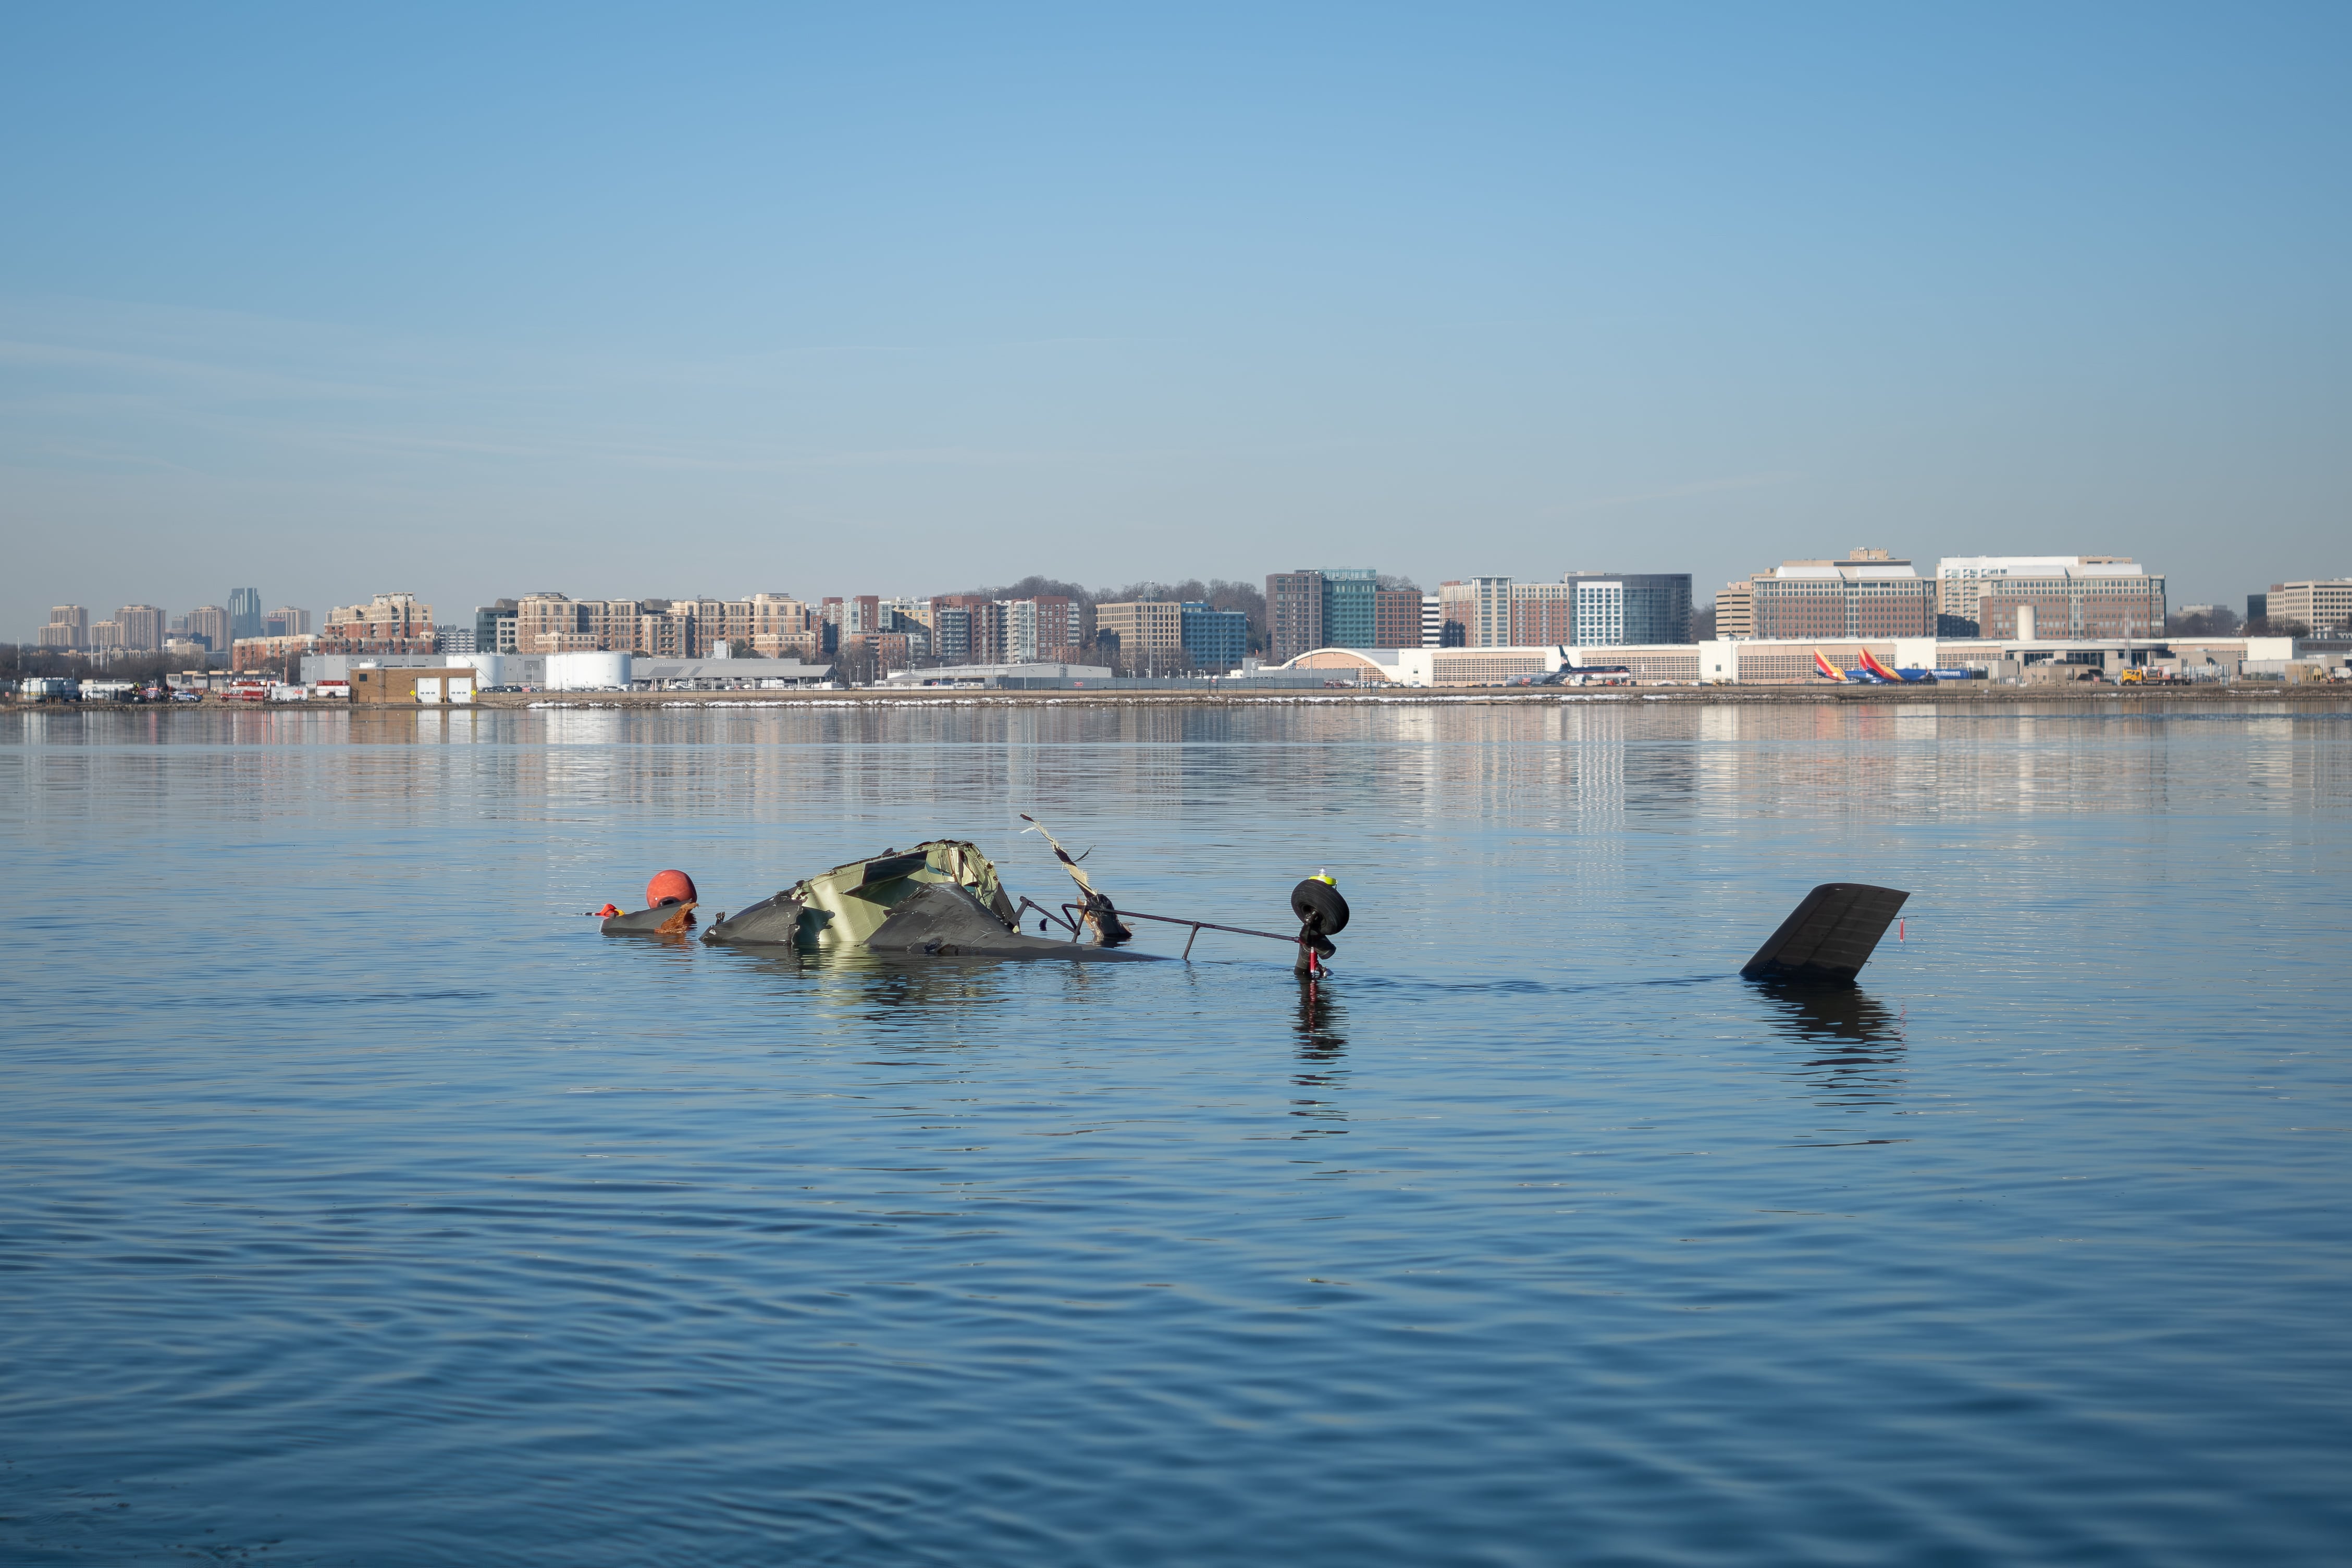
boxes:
[351,666,482,705]
[1272,633,2309,687]
[304,650,634,690]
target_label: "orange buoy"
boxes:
[645,869,697,907]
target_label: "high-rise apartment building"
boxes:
[2262,579,2352,634]
[1744,551,1934,640]
[926,596,998,661]
[117,605,167,649]
[932,606,972,663]
[1265,569,1380,661]
[513,592,700,656]
[1266,573,1325,663]
[742,594,819,658]
[1506,582,1576,645]
[1468,577,1514,646]
[1004,599,1040,663]
[39,606,88,648]
[228,587,263,642]
[322,592,434,652]
[1435,582,1474,647]
[1024,597,1090,660]
[262,607,311,638]
[1713,581,1755,639]
[1373,588,1424,648]
[183,604,233,652]
[1321,569,1377,647]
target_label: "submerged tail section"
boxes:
[1741,883,1911,984]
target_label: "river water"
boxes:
[4,699,2349,1565]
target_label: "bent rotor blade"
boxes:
[1018,813,1099,900]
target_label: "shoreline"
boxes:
[19,683,2351,713]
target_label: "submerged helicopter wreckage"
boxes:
[598,817,1911,987]
[600,815,1350,970]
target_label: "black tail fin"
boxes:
[1741,884,1909,984]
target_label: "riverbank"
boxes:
[28,682,2350,713]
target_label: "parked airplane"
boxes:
[1813,648,1937,684]
[1813,649,1867,682]
[1855,648,1938,683]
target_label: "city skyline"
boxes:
[4,9,2346,639]
[36,553,2352,653]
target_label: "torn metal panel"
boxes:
[867,882,1164,961]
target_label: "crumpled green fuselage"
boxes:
[705,839,1021,952]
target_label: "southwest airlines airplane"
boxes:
[1815,649,1937,683]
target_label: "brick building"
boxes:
[1745,551,1935,640]
[1976,566,2165,640]
[232,634,318,672]
[320,592,436,655]
[1372,587,1424,648]
[1266,573,1326,663]
[1506,582,1576,645]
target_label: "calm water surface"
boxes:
[4,700,2349,1565]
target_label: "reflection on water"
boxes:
[1290,976,1349,1140]
[1753,981,1908,1121]
[4,699,2350,1567]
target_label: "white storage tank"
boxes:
[544,651,631,690]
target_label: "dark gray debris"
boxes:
[1740,883,1910,984]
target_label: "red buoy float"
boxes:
[645,869,697,907]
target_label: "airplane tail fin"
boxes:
[1813,649,1842,681]
[1741,883,1910,984]
[1857,647,1898,681]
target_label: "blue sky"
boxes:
[3,3,2345,632]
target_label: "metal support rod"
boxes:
[1116,909,1301,945]
[1014,896,1079,936]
